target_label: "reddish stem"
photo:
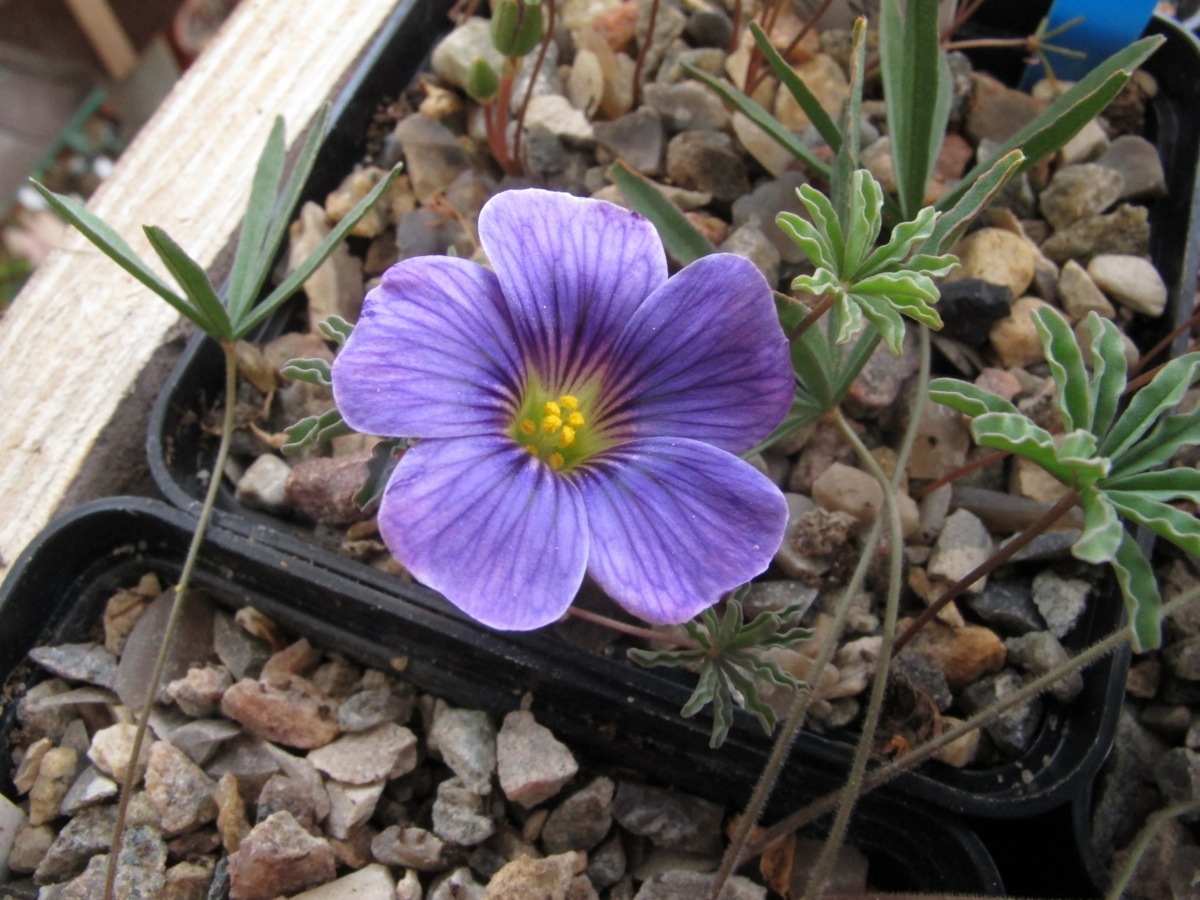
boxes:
[632,0,659,108]
[915,449,1010,499]
[511,0,556,171]
[1135,303,1200,375]
[786,293,835,343]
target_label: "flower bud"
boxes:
[490,0,543,58]
[465,57,501,104]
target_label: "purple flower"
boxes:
[332,188,794,631]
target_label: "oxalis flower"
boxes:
[332,189,794,631]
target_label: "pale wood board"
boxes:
[0,0,404,584]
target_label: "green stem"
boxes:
[892,487,1080,654]
[564,605,700,649]
[104,343,238,900]
[807,408,905,899]
[1106,798,1200,899]
[750,582,1200,856]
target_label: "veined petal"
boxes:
[576,438,788,625]
[332,256,523,438]
[379,436,588,631]
[478,188,667,391]
[598,254,793,453]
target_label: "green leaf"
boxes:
[1111,528,1162,652]
[859,205,938,278]
[928,150,1025,252]
[749,22,841,151]
[789,267,842,303]
[352,438,405,509]
[1109,411,1200,477]
[612,161,713,265]
[280,357,332,388]
[942,35,1165,214]
[795,183,845,271]
[242,164,403,337]
[830,18,868,219]
[1074,488,1122,564]
[853,293,906,355]
[880,0,951,220]
[1086,313,1128,438]
[1101,353,1200,460]
[281,408,352,454]
[318,314,355,347]
[842,170,884,276]
[143,225,233,342]
[970,412,1066,477]
[1033,306,1091,432]
[227,116,287,324]
[683,64,831,180]
[1106,491,1200,559]
[1103,467,1200,505]
[929,378,1020,417]
[30,180,208,331]
[777,211,833,270]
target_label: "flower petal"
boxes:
[576,438,788,625]
[379,436,588,631]
[598,254,794,453]
[332,256,523,439]
[478,188,667,391]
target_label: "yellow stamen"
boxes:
[525,444,539,456]
[566,411,585,428]
[542,414,562,434]
[518,418,537,436]
[548,452,565,470]
[558,394,579,411]
[544,400,561,417]
[560,426,576,447]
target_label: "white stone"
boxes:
[289,863,396,898]
[522,94,596,145]
[1087,254,1168,317]
[325,780,385,841]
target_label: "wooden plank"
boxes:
[0,0,403,584]
[63,0,138,81]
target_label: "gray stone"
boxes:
[497,710,578,807]
[431,707,497,796]
[28,643,117,689]
[643,81,729,133]
[1004,631,1082,702]
[594,108,665,175]
[964,578,1047,636]
[1040,203,1150,264]
[227,811,336,899]
[257,773,318,830]
[1092,708,1168,859]
[1155,747,1200,815]
[633,871,766,900]
[167,663,233,718]
[167,718,243,766]
[338,686,412,732]
[1088,253,1168,317]
[427,866,485,900]
[1056,259,1116,320]
[1031,571,1091,639]
[523,94,596,145]
[719,223,780,287]
[432,777,496,846]
[927,509,993,595]
[393,114,473,204]
[587,833,627,888]
[935,279,1014,347]
[34,804,116,884]
[430,17,505,94]
[686,8,733,48]
[742,580,819,621]
[665,130,749,202]
[307,722,418,785]
[730,172,811,264]
[888,649,952,712]
[1098,134,1167,201]
[145,740,218,836]
[213,610,272,681]
[1141,704,1193,741]
[49,825,166,899]
[1165,634,1200,680]
[59,765,117,816]
[959,670,1043,756]
[371,825,447,871]
[543,776,614,853]
[611,781,723,855]
[1039,163,1124,230]
[325,780,385,840]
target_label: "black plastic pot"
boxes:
[145,3,1196,822]
[0,497,1004,895]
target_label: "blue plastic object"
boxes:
[1021,0,1158,87]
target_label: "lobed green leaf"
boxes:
[318,314,355,347]
[1086,313,1128,438]
[852,294,906,356]
[612,161,713,265]
[1033,306,1091,432]
[969,412,1066,479]
[281,408,352,454]
[929,378,1020,418]
[795,183,844,271]
[1103,467,1200,505]
[842,169,884,276]
[859,205,937,278]
[1101,353,1200,460]
[1106,491,1200,559]
[777,212,833,271]
[280,357,333,388]
[1111,529,1162,652]
[1109,411,1200,478]
[1074,488,1122,564]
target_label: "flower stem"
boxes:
[787,293,835,343]
[1106,798,1200,899]
[750,582,1200,857]
[914,449,1009,499]
[511,0,556,170]
[564,605,699,648]
[103,343,238,900]
[632,0,660,108]
[892,487,1080,655]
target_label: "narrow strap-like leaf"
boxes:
[1101,353,1200,460]
[1073,488,1122,564]
[880,0,951,220]
[683,64,830,180]
[748,21,840,151]
[143,225,233,342]
[31,181,209,331]
[612,161,713,264]
[1107,491,1200,559]
[927,148,1024,253]
[241,165,403,337]
[1111,528,1162,652]
[1103,467,1200,505]
[1032,306,1091,432]
[928,378,1020,418]
[1086,313,1128,438]
[831,17,867,218]
[940,36,1164,214]
[1109,411,1200,478]
[227,116,287,324]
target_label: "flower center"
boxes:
[511,390,597,471]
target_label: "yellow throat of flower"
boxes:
[511,390,598,471]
